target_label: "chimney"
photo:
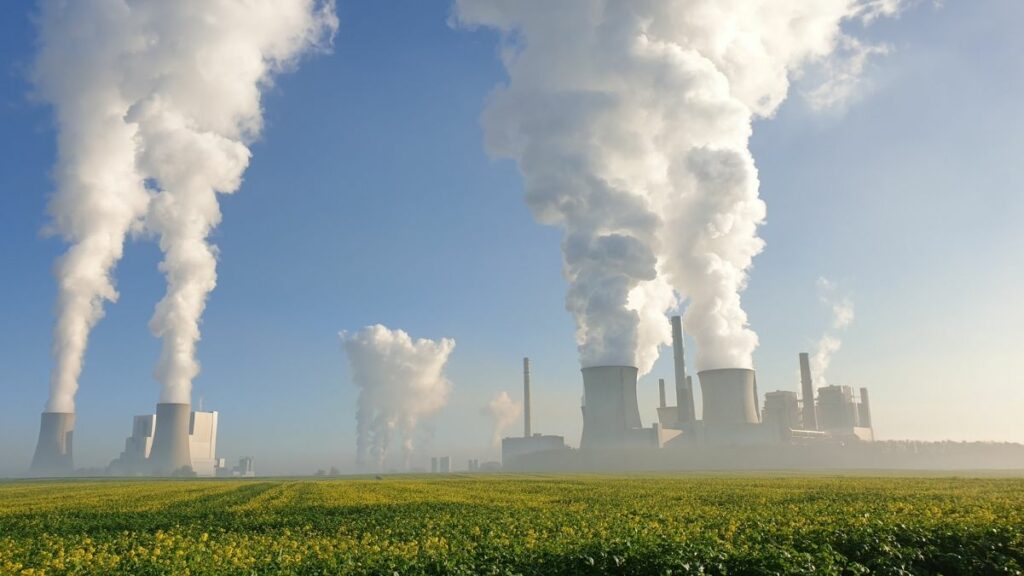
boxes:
[523,357,532,438]
[658,378,667,408]
[799,353,818,430]
[859,387,873,428]
[671,316,696,424]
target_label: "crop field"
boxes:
[1,475,1022,575]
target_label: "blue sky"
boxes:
[1,0,1022,475]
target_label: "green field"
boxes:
[1,475,1022,575]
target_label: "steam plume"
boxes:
[341,325,455,470]
[35,1,150,412]
[811,277,855,386]
[483,391,522,447]
[455,0,901,372]
[34,0,337,410]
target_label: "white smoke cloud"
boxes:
[483,391,522,447]
[34,1,151,413]
[34,0,337,411]
[811,277,855,385]
[341,325,456,471]
[455,0,903,372]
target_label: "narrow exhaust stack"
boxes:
[523,357,531,438]
[658,378,667,408]
[30,412,75,476]
[799,353,818,430]
[148,403,192,474]
[671,316,696,424]
[859,387,873,428]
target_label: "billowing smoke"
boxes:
[811,277,855,386]
[341,325,456,470]
[35,1,151,412]
[34,0,337,411]
[483,391,522,447]
[455,0,901,372]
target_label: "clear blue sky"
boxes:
[1,0,1022,475]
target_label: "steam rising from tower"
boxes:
[455,0,900,373]
[33,0,338,415]
[811,277,855,387]
[484,391,523,447]
[342,325,455,470]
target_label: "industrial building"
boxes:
[572,315,875,454]
[110,407,230,476]
[500,358,568,466]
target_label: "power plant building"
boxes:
[644,316,876,451]
[111,408,224,476]
[500,357,570,466]
[188,411,219,477]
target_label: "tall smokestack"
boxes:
[523,357,531,437]
[148,403,192,474]
[859,387,873,428]
[30,412,75,476]
[671,316,695,424]
[799,353,818,430]
[658,378,667,408]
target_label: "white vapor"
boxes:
[483,391,522,447]
[341,325,456,471]
[455,0,903,372]
[34,0,337,411]
[811,277,855,386]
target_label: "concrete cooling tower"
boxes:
[148,403,192,474]
[30,412,75,476]
[580,366,643,449]
[698,368,760,425]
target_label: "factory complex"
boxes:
[31,403,254,478]
[26,312,1022,477]
[494,316,1024,472]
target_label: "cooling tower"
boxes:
[30,412,75,476]
[148,403,192,474]
[799,352,818,430]
[580,366,642,450]
[698,368,760,425]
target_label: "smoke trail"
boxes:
[341,325,455,470]
[811,277,855,386]
[34,2,150,413]
[35,0,336,409]
[455,0,902,372]
[483,391,522,447]
[135,1,336,403]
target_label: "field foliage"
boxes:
[1,475,1022,575]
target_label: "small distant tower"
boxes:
[799,353,818,430]
[523,357,532,438]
